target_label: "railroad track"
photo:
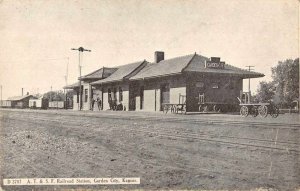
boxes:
[2,116,275,177]
[3,110,300,130]
[6,112,300,146]
[113,126,300,153]
[6,113,300,154]
[4,113,298,183]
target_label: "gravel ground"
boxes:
[0,109,299,191]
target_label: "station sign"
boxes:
[205,57,225,69]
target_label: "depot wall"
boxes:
[101,83,129,111]
[140,75,186,111]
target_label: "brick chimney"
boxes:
[211,57,220,63]
[154,51,164,63]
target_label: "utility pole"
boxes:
[50,86,52,101]
[0,85,2,106]
[71,47,91,111]
[64,57,69,109]
[246,66,254,103]
[246,66,255,92]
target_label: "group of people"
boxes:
[91,97,102,111]
[108,97,124,111]
[90,97,124,111]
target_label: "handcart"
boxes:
[238,92,279,118]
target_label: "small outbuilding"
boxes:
[7,94,35,108]
[29,96,48,109]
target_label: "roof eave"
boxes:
[183,70,264,78]
[130,72,182,81]
[91,79,123,86]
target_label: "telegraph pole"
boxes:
[50,86,52,101]
[64,57,69,109]
[246,66,254,103]
[71,47,91,111]
[0,85,2,106]
[246,66,254,92]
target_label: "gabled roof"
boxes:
[63,67,118,89]
[80,67,117,80]
[130,54,196,80]
[7,95,34,101]
[183,54,264,78]
[30,94,47,100]
[91,60,147,85]
[130,53,264,80]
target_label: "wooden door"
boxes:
[160,84,170,110]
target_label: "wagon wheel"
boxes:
[213,105,221,112]
[251,106,258,117]
[258,105,268,118]
[270,105,279,118]
[213,105,218,112]
[163,105,168,114]
[203,105,208,112]
[198,105,202,112]
[240,106,249,117]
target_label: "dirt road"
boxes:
[0,109,299,190]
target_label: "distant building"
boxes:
[7,95,35,108]
[29,95,48,109]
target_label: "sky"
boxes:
[0,0,298,99]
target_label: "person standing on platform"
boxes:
[91,99,95,111]
[97,97,102,111]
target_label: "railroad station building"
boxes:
[65,51,264,112]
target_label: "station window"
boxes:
[113,88,117,101]
[212,83,219,89]
[196,82,204,88]
[76,91,79,103]
[84,89,88,102]
[119,87,123,102]
[108,88,112,101]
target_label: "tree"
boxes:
[66,90,74,101]
[43,90,65,101]
[255,58,299,107]
[255,81,275,103]
[271,58,299,107]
